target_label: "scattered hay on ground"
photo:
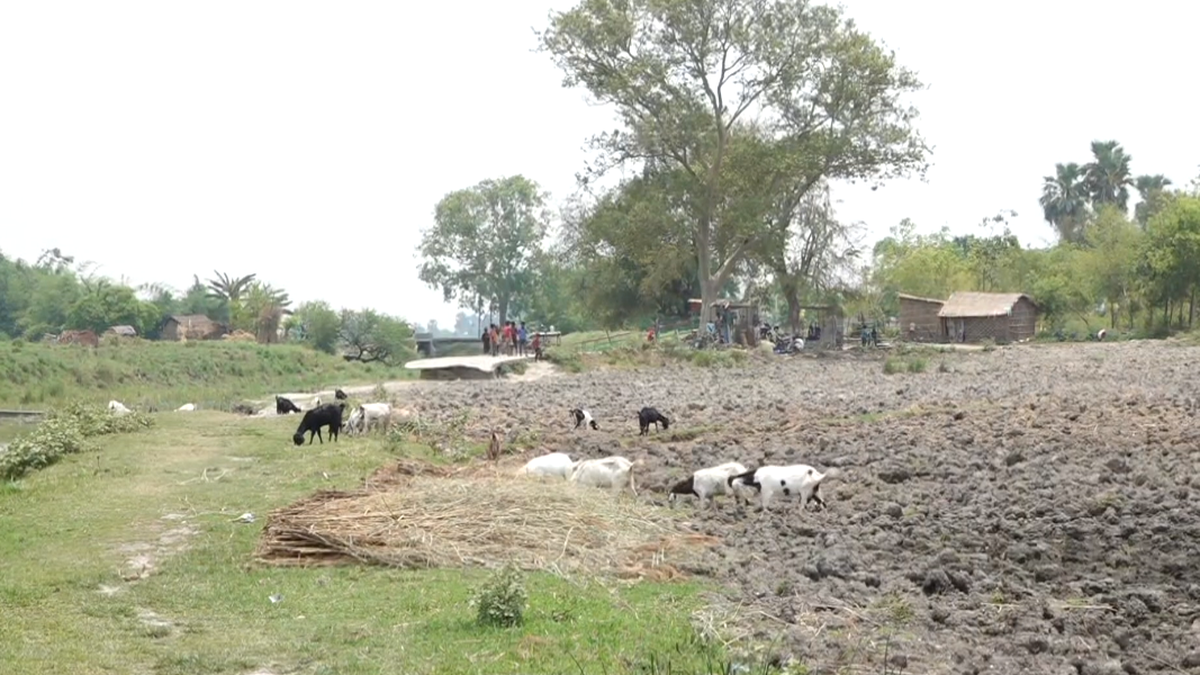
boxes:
[255,466,717,578]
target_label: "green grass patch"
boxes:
[882,356,928,375]
[0,411,765,675]
[0,339,414,409]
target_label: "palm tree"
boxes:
[242,282,292,343]
[1134,174,1173,228]
[1083,140,1134,211]
[1040,163,1089,243]
[205,271,256,324]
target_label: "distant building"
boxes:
[106,325,138,338]
[898,291,1039,344]
[897,294,945,343]
[160,314,226,341]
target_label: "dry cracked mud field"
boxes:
[385,341,1200,674]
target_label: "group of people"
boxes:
[482,320,540,359]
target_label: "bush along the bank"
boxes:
[0,403,154,480]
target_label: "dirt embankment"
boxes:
[333,342,1200,673]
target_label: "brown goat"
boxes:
[486,430,502,461]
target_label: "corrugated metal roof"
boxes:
[938,292,1034,318]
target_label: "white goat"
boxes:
[176,403,196,412]
[107,400,131,416]
[569,456,639,496]
[515,452,578,480]
[345,402,392,434]
[728,464,842,511]
[667,461,754,508]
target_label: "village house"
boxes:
[160,314,226,341]
[106,325,137,338]
[898,291,1039,344]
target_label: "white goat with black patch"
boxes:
[727,464,842,511]
[107,400,131,416]
[569,455,639,496]
[515,452,578,480]
[346,402,392,435]
[667,461,754,508]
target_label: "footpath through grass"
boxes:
[0,339,413,410]
[0,412,737,675]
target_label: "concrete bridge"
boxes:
[413,333,482,357]
[403,354,531,380]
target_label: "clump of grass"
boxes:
[471,564,528,628]
[0,402,154,480]
[0,339,413,409]
[883,357,928,375]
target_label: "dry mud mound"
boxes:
[293,342,1200,673]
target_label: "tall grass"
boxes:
[0,339,413,409]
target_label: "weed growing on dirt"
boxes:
[0,340,412,409]
[0,402,153,480]
[470,564,528,627]
[385,408,476,460]
[883,356,928,374]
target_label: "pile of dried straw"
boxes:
[255,459,718,578]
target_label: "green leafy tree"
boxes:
[1133,174,1173,229]
[1028,246,1095,331]
[1084,140,1134,212]
[1141,195,1200,328]
[418,175,548,324]
[338,309,415,365]
[287,300,341,353]
[1081,205,1142,329]
[241,282,291,343]
[205,271,257,324]
[1040,162,1090,243]
[65,280,160,335]
[540,0,928,321]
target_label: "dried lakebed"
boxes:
[380,341,1200,673]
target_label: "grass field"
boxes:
[0,339,414,410]
[0,411,739,675]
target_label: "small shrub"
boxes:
[0,403,154,480]
[882,358,903,375]
[937,360,952,373]
[470,564,527,628]
[371,384,388,400]
[907,357,928,373]
[543,349,583,373]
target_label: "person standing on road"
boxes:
[517,321,528,356]
[481,327,491,355]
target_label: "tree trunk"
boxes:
[782,282,802,334]
[1191,288,1196,329]
[498,296,509,326]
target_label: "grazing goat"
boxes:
[292,402,346,446]
[176,403,196,412]
[345,402,392,435]
[275,395,302,415]
[312,396,322,408]
[107,400,131,416]
[335,388,348,400]
[569,456,639,496]
[570,407,599,430]
[486,430,502,461]
[728,464,842,511]
[515,452,577,479]
[1097,328,1108,341]
[637,407,670,436]
[668,461,752,508]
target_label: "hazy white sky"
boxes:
[2,2,1197,327]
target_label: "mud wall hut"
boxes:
[897,294,946,342]
[160,314,226,341]
[938,292,1038,344]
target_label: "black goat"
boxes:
[275,395,302,415]
[637,407,670,436]
[335,388,348,400]
[570,407,599,430]
[292,402,346,446]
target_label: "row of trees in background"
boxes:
[0,253,415,364]
[413,0,1200,339]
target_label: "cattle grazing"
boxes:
[637,407,670,436]
[292,402,346,446]
[570,407,599,430]
[275,396,302,415]
[727,464,842,511]
[668,461,752,508]
[516,452,578,480]
[569,456,639,496]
